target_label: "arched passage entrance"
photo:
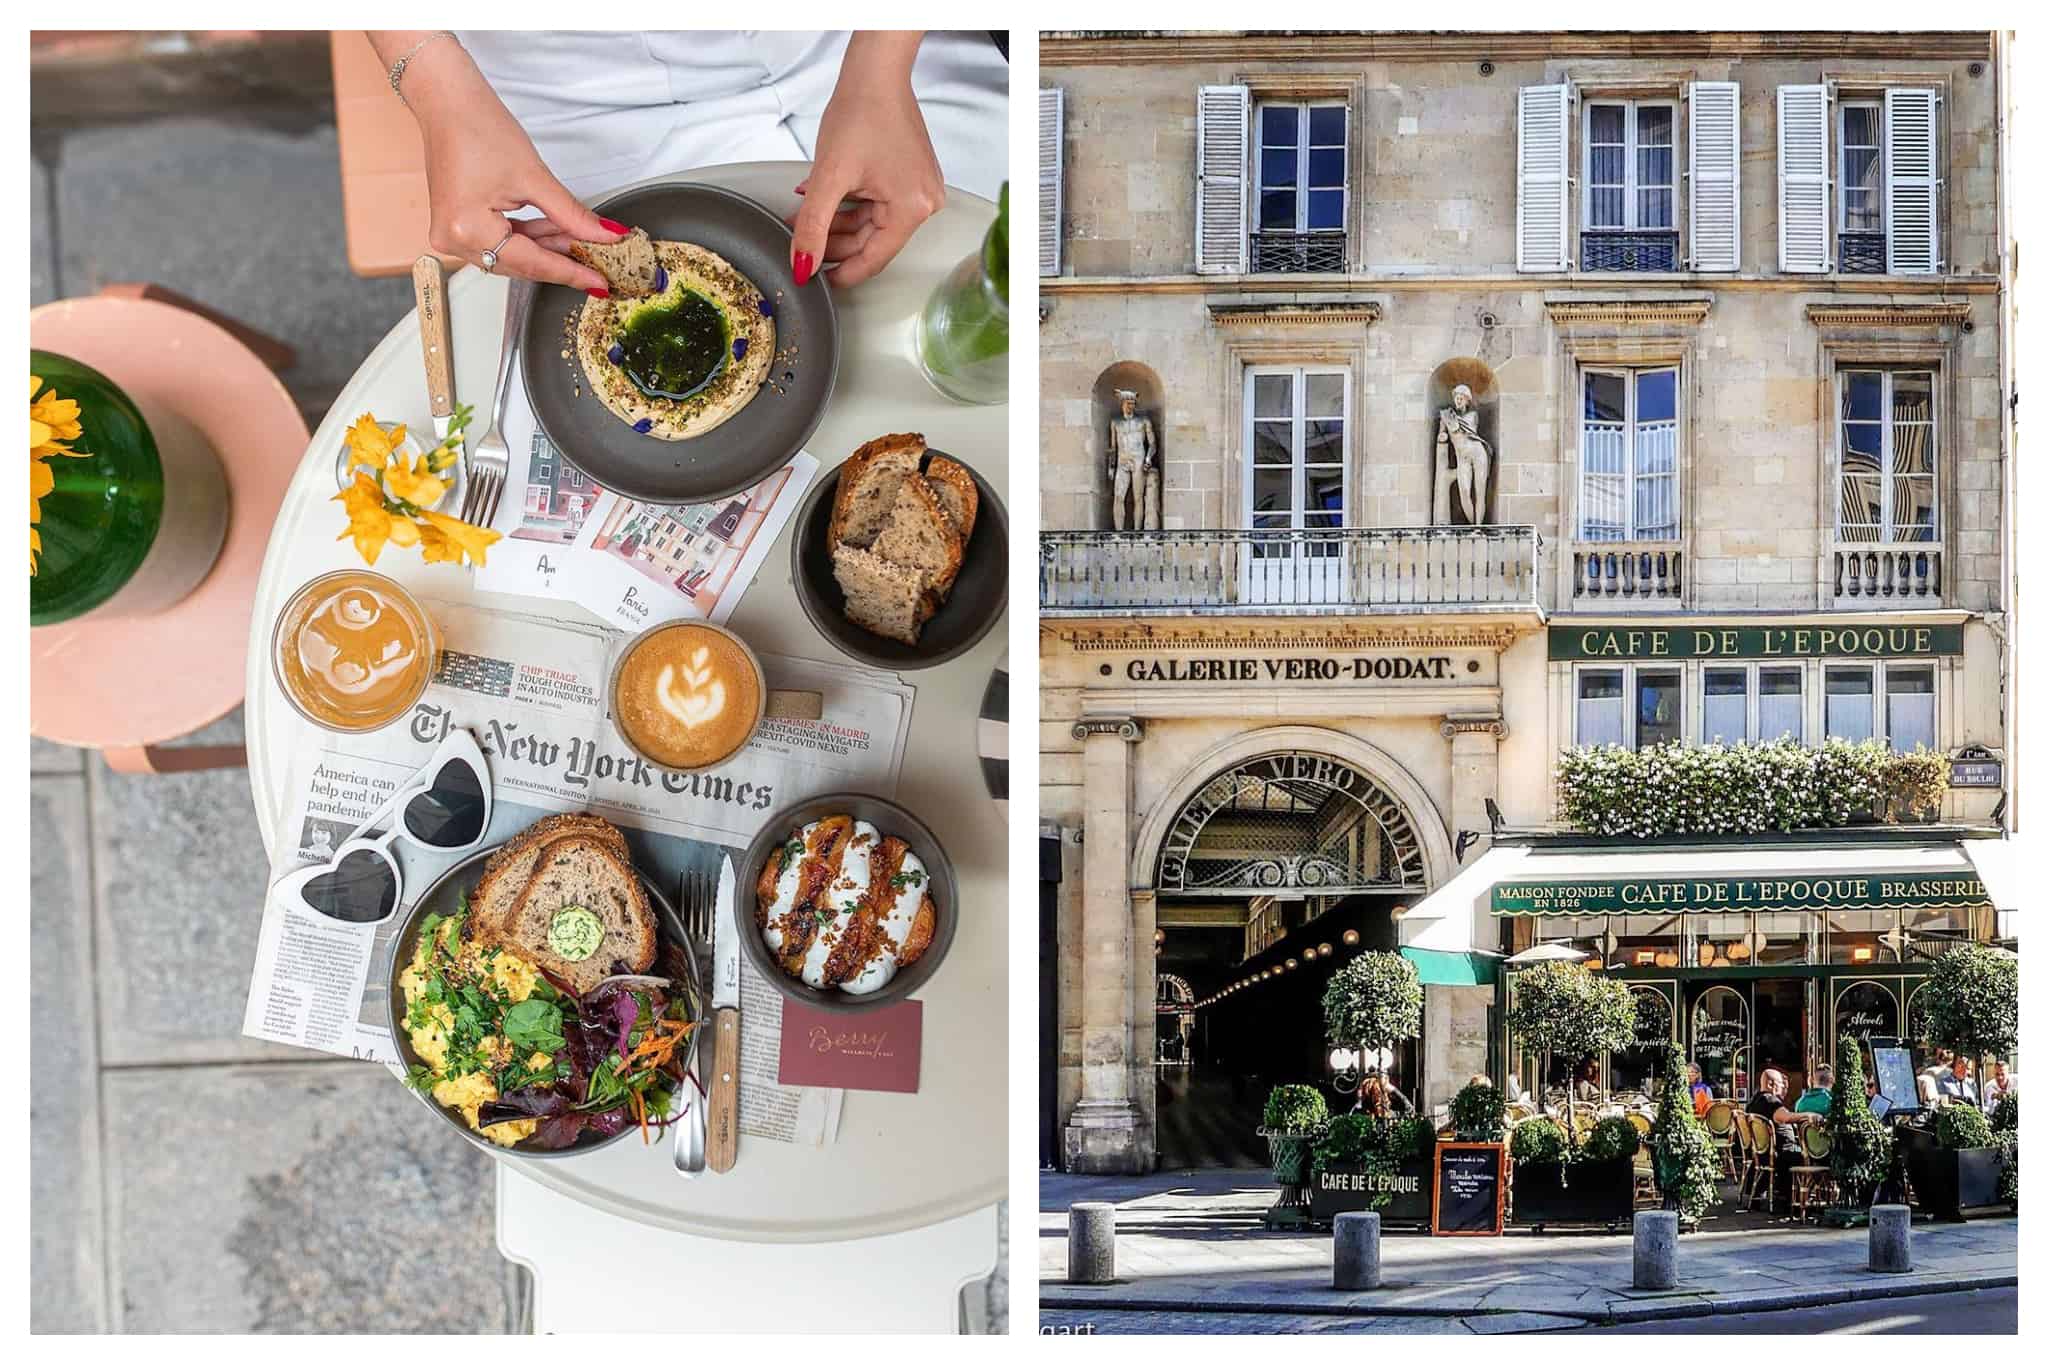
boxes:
[1136,732,1449,1168]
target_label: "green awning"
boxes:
[1400,946,1498,986]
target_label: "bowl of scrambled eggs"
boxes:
[387,844,700,1158]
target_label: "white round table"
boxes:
[245,164,1007,1264]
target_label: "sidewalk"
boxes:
[1040,1170,2017,1328]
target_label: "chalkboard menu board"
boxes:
[1432,1142,1506,1236]
[1872,1045,1921,1113]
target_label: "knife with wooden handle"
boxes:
[707,852,741,1172]
[412,253,456,444]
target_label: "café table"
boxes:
[243,163,1007,1331]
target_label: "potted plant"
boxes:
[1259,1083,1329,1229]
[1648,1041,1723,1226]
[1823,1035,1894,1226]
[1503,960,1636,1147]
[1320,950,1424,1083]
[1511,1113,1639,1230]
[1917,943,2019,1104]
[1992,1092,2018,1207]
[1449,1079,1507,1142]
[1898,1101,2007,1220]
[1308,1112,1437,1227]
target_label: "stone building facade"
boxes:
[1037,30,2013,1175]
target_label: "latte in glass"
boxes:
[273,570,438,733]
[611,621,764,771]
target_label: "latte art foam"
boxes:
[614,623,761,770]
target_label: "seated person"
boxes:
[1984,1061,2016,1116]
[1686,1061,1714,1119]
[1794,1063,1834,1115]
[1917,1069,1943,1110]
[1946,1057,1980,1105]
[1746,1069,1821,1213]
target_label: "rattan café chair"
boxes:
[1743,1114,1779,1213]
[1703,1099,1739,1179]
[1787,1123,1837,1223]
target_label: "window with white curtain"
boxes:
[1585,101,1675,231]
[1701,665,1806,744]
[1886,666,1935,753]
[1580,367,1679,541]
[1576,665,1680,750]
[1839,369,1937,543]
[1703,667,1748,744]
[1759,667,1805,742]
[1826,666,1876,742]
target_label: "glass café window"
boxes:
[1535,914,1609,968]
[1690,913,1751,970]
[1827,909,1898,966]
[1887,665,1935,753]
[1840,370,1937,544]
[1614,914,1683,972]
[1580,368,1679,542]
[1703,666,1805,744]
[1754,912,1812,966]
[1576,666,1680,750]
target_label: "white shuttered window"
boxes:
[1517,83,1573,271]
[1884,87,1941,274]
[1777,83,1832,273]
[1687,81,1741,271]
[1196,85,1250,275]
[1038,87,1064,278]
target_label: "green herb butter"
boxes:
[547,905,604,961]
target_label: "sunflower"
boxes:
[30,373,91,576]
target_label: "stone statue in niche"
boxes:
[1432,383,1494,526]
[1107,389,1160,531]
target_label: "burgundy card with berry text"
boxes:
[777,999,923,1093]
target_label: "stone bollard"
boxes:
[1632,1210,1679,1290]
[1869,1204,1913,1273]
[1068,1202,1117,1284]
[1332,1211,1383,1291]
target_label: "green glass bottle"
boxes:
[915,181,1009,405]
[31,350,223,627]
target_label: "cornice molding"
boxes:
[1045,620,1529,651]
[1805,301,1974,329]
[1544,297,1713,328]
[1041,31,1995,66]
[1208,301,1384,328]
[1042,274,2001,298]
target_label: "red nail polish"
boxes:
[586,287,611,299]
[793,251,815,286]
[599,217,628,235]
[794,186,806,196]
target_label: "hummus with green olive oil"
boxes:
[575,240,776,440]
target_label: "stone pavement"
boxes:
[1040,1170,2016,1329]
[30,59,1004,1334]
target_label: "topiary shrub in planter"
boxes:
[1649,1041,1724,1224]
[1509,1114,1635,1230]
[1917,943,2019,1084]
[1259,1084,1329,1229]
[1824,1037,1893,1225]
[1581,1115,1641,1164]
[1504,961,1635,1147]
[1321,950,1423,1062]
[1449,1080,1507,1142]
[1993,1093,2018,1206]
[1937,1102,1994,1152]
[1899,1100,2008,1220]
[1309,1113,1437,1225]
[1555,737,1945,837]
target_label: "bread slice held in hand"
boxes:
[568,227,660,297]
[831,544,929,647]
[471,814,631,943]
[501,835,657,997]
[871,474,966,601]
[829,433,925,549]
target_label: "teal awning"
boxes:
[1400,946,1498,987]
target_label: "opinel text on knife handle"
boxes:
[707,1007,740,1173]
[412,255,454,419]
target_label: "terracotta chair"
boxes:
[330,31,464,277]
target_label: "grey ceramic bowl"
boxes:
[522,180,839,505]
[791,450,1008,670]
[736,792,959,1016]
[386,841,704,1160]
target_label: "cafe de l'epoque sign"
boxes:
[1550,624,1963,661]
[1492,872,1989,915]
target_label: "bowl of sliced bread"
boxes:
[793,432,1007,669]
[386,812,706,1158]
[737,791,958,1015]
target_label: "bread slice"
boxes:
[471,814,631,943]
[501,835,657,996]
[871,475,966,601]
[568,226,660,297]
[831,543,929,646]
[922,456,979,544]
[829,433,925,549]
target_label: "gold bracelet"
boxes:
[389,31,459,107]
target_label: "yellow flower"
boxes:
[383,451,450,509]
[343,412,408,473]
[417,509,503,568]
[30,374,92,575]
[333,472,398,565]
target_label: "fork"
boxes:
[461,277,529,531]
[673,866,715,1177]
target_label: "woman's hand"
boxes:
[370,31,624,294]
[788,31,945,289]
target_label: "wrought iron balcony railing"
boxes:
[1249,230,1348,274]
[1040,526,1545,616]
